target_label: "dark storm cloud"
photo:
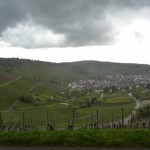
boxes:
[0,0,26,33]
[0,0,150,48]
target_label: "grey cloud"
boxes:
[0,0,26,33]
[0,0,150,48]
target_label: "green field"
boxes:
[0,70,135,130]
[0,77,38,110]
[0,71,16,84]
[1,89,135,129]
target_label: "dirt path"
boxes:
[28,82,42,92]
[75,103,134,120]
[6,82,42,111]
[0,76,21,87]
[7,100,19,111]
[0,75,22,111]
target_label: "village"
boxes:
[68,74,150,92]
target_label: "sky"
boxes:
[0,0,150,64]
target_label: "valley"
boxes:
[0,58,150,130]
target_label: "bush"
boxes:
[137,105,150,117]
[19,94,36,103]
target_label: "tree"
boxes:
[91,97,97,104]
[86,99,91,107]
[19,94,36,103]
[147,83,150,89]
[136,105,150,118]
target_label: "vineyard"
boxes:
[0,58,150,133]
[0,102,149,132]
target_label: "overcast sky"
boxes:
[0,0,150,64]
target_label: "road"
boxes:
[121,93,141,125]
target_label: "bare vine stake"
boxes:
[121,107,124,128]
[91,112,93,125]
[72,110,75,130]
[96,109,99,129]
[77,119,79,129]
[23,112,25,131]
[47,111,49,131]
[112,112,114,128]
[31,115,32,124]
[131,111,133,128]
[147,107,150,128]
[0,112,2,131]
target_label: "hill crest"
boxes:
[1,58,150,81]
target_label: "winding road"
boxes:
[121,93,141,125]
[75,93,141,126]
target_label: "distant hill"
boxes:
[1,58,150,81]
[60,60,150,76]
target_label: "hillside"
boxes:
[0,71,16,84]
[61,60,150,76]
[1,58,150,130]
[0,57,150,111]
[0,76,39,110]
[1,58,150,82]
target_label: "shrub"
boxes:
[19,94,36,103]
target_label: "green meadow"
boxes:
[0,129,149,147]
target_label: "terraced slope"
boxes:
[0,71,16,84]
[0,76,38,111]
[1,58,150,82]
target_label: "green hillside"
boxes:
[61,60,150,76]
[0,57,149,123]
[1,58,150,82]
[0,77,38,111]
[0,71,16,84]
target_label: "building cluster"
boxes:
[68,74,150,91]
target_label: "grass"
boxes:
[1,102,135,129]
[30,82,67,95]
[0,71,135,128]
[76,102,135,117]
[0,77,38,111]
[0,72,16,84]
[1,104,72,125]
[1,90,135,128]
[12,61,82,81]
[0,129,149,147]
[74,103,135,126]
